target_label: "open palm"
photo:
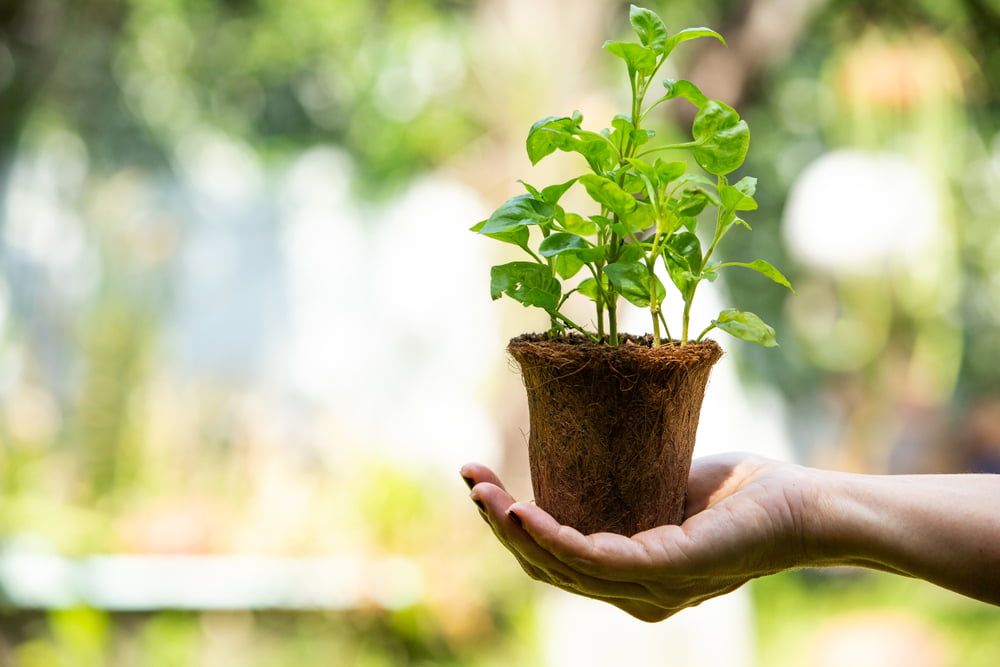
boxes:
[462,453,818,622]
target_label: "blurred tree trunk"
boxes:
[0,0,64,229]
[0,0,131,231]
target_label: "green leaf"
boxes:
[526,115,579,165]
[692,100,750,175]
[711,259,793,291]
[719,176,757,211]
[629,5,668,53]
[618,243,646,263]
[541,177,578,204]
[654,159,687,185]
[517,180,541,198]
[675,188,710,217]
[713,309,778,347]
[675,172,716,189]
[591,215,614,231]
[627,201,657,234]
[579,174,637,217]
[578,275,609,302]
[660,79,709,109]
[621,172,647,195]
[539,232,606,262]
[603,40,658,75]
[664,232,702,298]
[668,232,703,273]
[526,114,618,172]
[479,194,553,234]
[470,219,530,249]
[575,131,619,172]
[611,115,653,150]
[554,253,585,279]
[538,232,589,257]
[562,212,598,236]
[605,261,664,308]
[663,27,726,56]
[490,262,561,311]
[625,157,660,195]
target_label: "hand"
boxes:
[461,453,819,622]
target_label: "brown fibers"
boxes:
[508,334,722,536]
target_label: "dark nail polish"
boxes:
[473,498,486,512]
[461,474,475,490]
[508,510,523,527]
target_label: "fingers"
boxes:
[505,502,658,583]
[459,462,506,492]
[470,483,663,609]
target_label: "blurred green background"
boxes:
[1,0,999,665]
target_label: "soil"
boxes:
[508,333,723,536]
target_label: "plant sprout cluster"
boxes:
[473,5,792,347]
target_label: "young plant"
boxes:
[472,5,792,347]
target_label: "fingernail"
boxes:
[461,474,475,490]
[507,509,523,527]
[472,496,486,512]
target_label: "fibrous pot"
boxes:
[508,334,722,536]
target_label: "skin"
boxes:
[461,453,1000,622]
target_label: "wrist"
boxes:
[799,468,897,570]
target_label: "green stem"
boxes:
[552,311,599,343]
[646,261,662,347]
[651,305,661,346]
[525,247,545,264]
[558,288,579,310]
[635,140,699,159]
[590,263,606,339]
[695,322,715,342]
[702,175,729,267]
[658,309,671,341]
[681,296,693,345]
[596,297,605,338]
[608,300,619,345]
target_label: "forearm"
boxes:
[806,470,1000,604]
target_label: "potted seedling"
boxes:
[472,5,792,535]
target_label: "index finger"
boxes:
[459,462,507,492]
[508,502,656,581]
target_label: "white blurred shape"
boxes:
[783,150,939,276]
[0,549,424,611]
[540,586,754,667]
[280,158,500,470]
[280,147,370,401]
[175,129,263,209]
[807,611,952,667]
[369,177,500,469]
[3,129,93,297]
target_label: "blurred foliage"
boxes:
[754,571,1000,667]
[2,0,1000,664]
[0,605,539,666]
[0,0,480,196]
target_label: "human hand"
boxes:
[461,453,820,622]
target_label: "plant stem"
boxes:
[551,311,600,343]
[647,261,662,347]
[695,322,715,342]
[608,300,618,345]
[635,140,699,159]
[526,247,545,264]
[681,297,693,345]
[596,298,605,338]
[651,307,661,346]
[702,175,729,266]
[658,309,671,340]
